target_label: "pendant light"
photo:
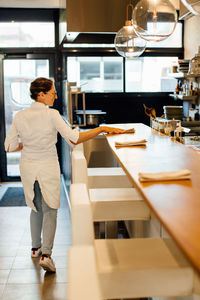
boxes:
[181,0,200,15]
[132,0,178,42]
[114,4,146,59]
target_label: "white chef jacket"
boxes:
[4,101,79,211]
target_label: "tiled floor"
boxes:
[0,181,72,300]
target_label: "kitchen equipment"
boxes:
[75,110,106,126]
[67,81,86,127]
[163,106,184,120]
[178,59,190,73]
[151,118,178,132]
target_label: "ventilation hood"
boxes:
[61,0,135,44]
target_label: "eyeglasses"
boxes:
[48,90,57,96]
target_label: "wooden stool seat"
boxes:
[88,167,132,188]
[73,144,132,188]
[68,183,194,300]
[95,238,193,299]
[90,187,150,222]
[71,150,150,224]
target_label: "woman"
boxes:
[4,77,125,272]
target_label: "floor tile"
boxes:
[42,268,68,284]
[16,246,32,257]
[52,245,71,256]
[0,270,10,284]
[2,282,68,300]
[12,256,41,270]
[41,283,67,300]
[0,284,5,298]
[0,181,71,300]
[0,232,23,246]
[7,269,43,284]
[0,257,14,270]
[0,246,18,257]
[52,255,68,269]
[1,284,41,300]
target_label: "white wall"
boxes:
[184,16,200,59]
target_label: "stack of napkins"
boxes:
[138,169,191,182]
[115,139,147,147]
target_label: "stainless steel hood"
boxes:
[62,0,136,43]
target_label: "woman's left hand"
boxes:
[101,126,126,134]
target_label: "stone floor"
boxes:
[0,180,71,300]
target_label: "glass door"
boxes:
[1,54,54,181]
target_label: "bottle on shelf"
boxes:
[189,81,193,96]
[194,109,200,121]
[174,121,184,143]
[175,82,180,95]
[183,80,190,96]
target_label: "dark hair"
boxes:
[30,77,53,100]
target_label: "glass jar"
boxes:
[188,47,200,75]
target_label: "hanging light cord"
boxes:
[126,3,134,23]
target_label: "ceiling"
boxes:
[0,0,66,8]
[0,0,179,9]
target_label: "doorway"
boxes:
[0,54,54,181]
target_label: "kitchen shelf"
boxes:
[169,94,198,101]
[168,73,200,80]
[168,72,187,79]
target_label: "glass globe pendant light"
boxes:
[181,0,200,15]
[132,0,178,42]
[114,4,146,59]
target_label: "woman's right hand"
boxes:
[101,126,126,135]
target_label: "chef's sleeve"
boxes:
[50,109,79,147]
[4,120,19,152]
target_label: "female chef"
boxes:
[4,77,125,272]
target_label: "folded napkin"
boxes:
[138,169,191,182]
[123,128,135,134]
[115,139,147,147]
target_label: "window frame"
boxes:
[63,48,184,94]
[62,18,184,93]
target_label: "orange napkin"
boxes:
[138,169,191,182]
[123,128,135,134]
[115,139,147,147]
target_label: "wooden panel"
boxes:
[106,123,200,273]
[66,0,134,32]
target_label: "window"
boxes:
[67,57,123,92]
[0,22,55,47]
[4,59,49,106]
[146,23,182,48]
[126,57,178,92]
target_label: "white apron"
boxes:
[20,157,61,212]
[5,102,79,211]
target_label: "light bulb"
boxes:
[114,22,146,59]
[132,0,177,42]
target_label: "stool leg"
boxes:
[94,222,106,239]
[105,221,118,238]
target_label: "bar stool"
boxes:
[68,183,194,300]
[72,143,133,188]
[71,150,150,237]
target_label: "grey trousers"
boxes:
[30,181,57,255]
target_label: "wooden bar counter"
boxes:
[105,123,200,273]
